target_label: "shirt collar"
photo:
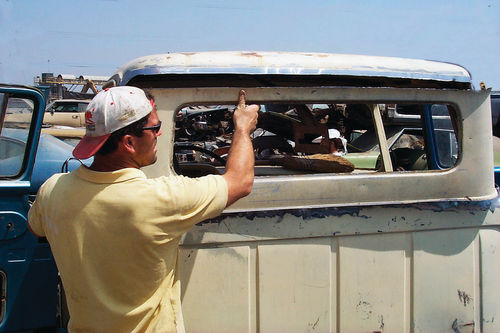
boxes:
[73,166,147,184]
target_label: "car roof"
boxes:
[46,99,91,110]
[107,51,472,89]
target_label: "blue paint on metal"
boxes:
[422,104,441,170]
[0,86,60,331]
[409,199,495,213]
[494,167,500,186]
[2,128,91,194]
[204,199,495,224]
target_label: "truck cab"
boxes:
[1,52,499,332]
[109,52,498,333]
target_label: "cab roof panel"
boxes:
[107,51,472,89]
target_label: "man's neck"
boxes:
[89,154,140,172]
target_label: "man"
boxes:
[28,86,259,332]
[320,128,347,156]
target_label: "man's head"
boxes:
[320,128,347,155]
[73,86,154,160]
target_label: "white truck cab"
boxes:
[103,51,499,333]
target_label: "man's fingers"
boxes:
[237,90,246,109]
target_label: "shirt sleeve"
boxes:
[151,174,228,237]
[27,173,63,237]
[28,188,46,237]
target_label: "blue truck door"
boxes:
[0,85,59,331]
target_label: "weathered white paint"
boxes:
[109,51,471,86]
[120,53,498,332]
[178,207,498,333]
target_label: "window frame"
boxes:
[0,85,45,183]
[143,86,494,211]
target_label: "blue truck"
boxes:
[0,84,87,331]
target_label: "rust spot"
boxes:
[457,290,472,307]
[452,318,474,333]
[356,300,373,320]
[451,319,459,333]
[240,52,263,58]
[308,317,320,330]
[379,314,385,330]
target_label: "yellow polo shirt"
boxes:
[28,166,227,333]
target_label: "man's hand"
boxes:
[222,90,260,207]
[233,90,259,135]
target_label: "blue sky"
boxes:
[1,0,499,89]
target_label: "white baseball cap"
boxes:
[73,86,153,159]
[327,128,341,139]
[327,128,348,155]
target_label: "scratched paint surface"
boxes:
[112,51,472,86]
[179,201,500,333]
[136,65,499,333]
[181,200,495,245]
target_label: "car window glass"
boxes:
[54,103,79,113]
[173,101,459,178]
[431,105,458,168]
[491,95,500,137]
[0,96,34,177]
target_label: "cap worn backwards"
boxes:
[73,86,153,160]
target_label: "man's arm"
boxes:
[26,220,43,237]
[27,198,45,238]
[222,90,259,207]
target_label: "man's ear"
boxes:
[120,134,136,154]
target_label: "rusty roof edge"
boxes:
[111,51,472,86]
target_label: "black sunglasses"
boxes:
[142,121,162,133]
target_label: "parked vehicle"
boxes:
[44,99,90,127]
[1,52,499,332]
[1,127,88,192]
[0,85,89,331]
[5,98,87,147]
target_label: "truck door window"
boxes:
[0,96,34,177]
[430,105,458,168]
[383,103,458,171]
[173,101,459,177]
